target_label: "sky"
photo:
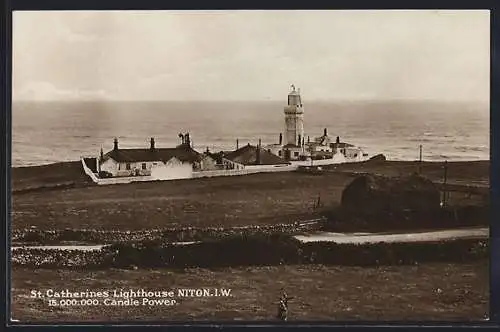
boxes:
[12,10,490,102]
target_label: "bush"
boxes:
[341,173,440,216]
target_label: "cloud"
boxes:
[13,81,111,101]
[12,10,490,102]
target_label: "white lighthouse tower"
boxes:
[282,85,305,160]
[284,84,304,146]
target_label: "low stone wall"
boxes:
[12,220,324,244]
[11,234,488,269]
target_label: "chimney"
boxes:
[237,139,239,150]
[256,139,262,164]
[150,137,155,150]
[113,137,118,151]
[324,128,328,136]
[336,136,340,144]
[308,136,310,143]
[100,146,104,160]
[279,133,283,145]
[302,137,305,146]
[298,135,301,146]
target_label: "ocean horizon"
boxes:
[11,99,490,167]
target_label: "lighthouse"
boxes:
[264,84,368,164]
[284,85,305,147]
[264,85,312,161]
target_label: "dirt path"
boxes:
[295,227,489,244]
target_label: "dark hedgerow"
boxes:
[11,233,488,269]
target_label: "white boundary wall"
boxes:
[81,158,100,183]
[81,154,367,185]
[192,165,298,178]
[82,157,298,185]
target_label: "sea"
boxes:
[11,100,490,167]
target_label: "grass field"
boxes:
[10,160,490,322]
[12,171,351,230]
[11,160,489,231]
[11,261,489,322]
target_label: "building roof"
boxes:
[102,145,202,164]
[224,144,289,166]
[265,143,282,148]
[204,151,220,159]
[314,134,331,145]
[282,143,302,149]
[204,151,224,164]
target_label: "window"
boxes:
[153,163,157,166]
[126,163,131,170]
[142,163,147,170]
[278,150,282,156]
[294,152,299,157]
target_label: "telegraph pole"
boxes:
[442,160,448,208]
[418,144,423,174]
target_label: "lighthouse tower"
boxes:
[284,85,305,147]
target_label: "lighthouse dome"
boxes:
[287,85,302,106]
[288,84,300,95]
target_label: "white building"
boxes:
[97,136,217,178]
[309,128,333,153]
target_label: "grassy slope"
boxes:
[11,161,93,192]
[326,160,490,184]
[11,261,488,322]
